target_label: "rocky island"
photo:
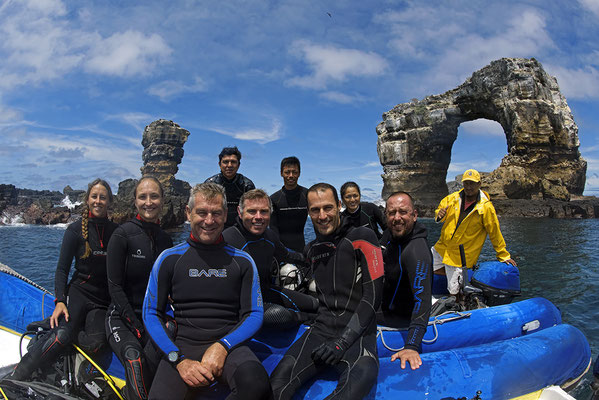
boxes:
[377,57,598,218]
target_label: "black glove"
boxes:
[311,339,348,365]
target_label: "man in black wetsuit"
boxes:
[142,182,271,400]
[270,183,384,400]
[223,189,318,328]
[269,156,308,252]
[379,191,433,370]
[205,146,255,227]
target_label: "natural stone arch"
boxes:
[376,58,587,206]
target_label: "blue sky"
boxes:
[0,0,598,202]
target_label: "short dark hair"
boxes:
[280,156,300,173]
[219,146,242,162]
[340,181,360,197]
[307,183,339,204]
[385,191,415,210]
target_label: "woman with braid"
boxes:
[12,178,118,380]
[105,177,172,400]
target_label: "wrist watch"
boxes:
[168,351,181,364]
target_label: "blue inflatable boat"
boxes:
[0,263,591,399]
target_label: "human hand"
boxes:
[437,206,449,221]
[176,359,215,387]
[391,349,422,370]
[50,302,69,329]
[200,342,228,378]
[505,258,517,267]
[311,339,347,365]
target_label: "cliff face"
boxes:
[377,58,587,206]
[112,120,191,228]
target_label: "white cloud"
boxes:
[85,30,172,77]
[579,0,599,17]
[287,40,388,90]
[546,65,599,99]
[207,119,282,144]
[0,102,22,122]
[319,91,365,104]
[106,112,155,133]
[148,77,207,101]
[459,119,505,137]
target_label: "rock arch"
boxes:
[376,58,587,205]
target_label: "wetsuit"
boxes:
[205,173,255,227]
[341,202,386,239]
[142,235,270,400]
[378,222,433,351]
[223,219,318,327]
[12,217,118,380]
[269,186,308,252]
[105,217,173,400]
[270,222,384,400]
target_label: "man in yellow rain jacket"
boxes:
[433,169,516,295]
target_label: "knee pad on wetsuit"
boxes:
[78,329,106,354]
[11,326,72,380]
[263,303,297,329]
[122,345,148,400]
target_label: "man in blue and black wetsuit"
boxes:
[379,191,433,370]
[269,156,308,252]
[142,183,271,400]
[270,183,384,400]
[205,146,255,228]
[223,189,318,328]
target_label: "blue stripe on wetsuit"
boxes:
[142,242,189,358]
[388,242,402,310]
[220,244,263,350]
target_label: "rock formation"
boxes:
[112,120,191,228]
[377,58,587,206]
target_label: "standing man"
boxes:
[205,146,255,227]
[270,183,384,400]
[142,183,271,400]
[269,156,308,252]
[223,189,318,327]
[379,191,433,370]
[433,169,516,295]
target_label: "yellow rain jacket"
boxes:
[433,189,511,269]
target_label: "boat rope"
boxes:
[73,344,124,400]
[0,263,52,294]
[377,311,472,352]
[0,385,8,400]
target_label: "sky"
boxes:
[0,0,598,202]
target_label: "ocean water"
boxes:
[1,217,598,398]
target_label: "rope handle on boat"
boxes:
[377,311,472,352]
[73,344,124,400]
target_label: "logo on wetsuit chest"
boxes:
[189,268,228,278]
[132,249,146,259]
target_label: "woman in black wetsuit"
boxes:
[105,177,173,400]
[340,182,386,239]
[106,177,173,400]
[12,178,118,380]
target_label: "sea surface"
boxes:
[1,217,598,398]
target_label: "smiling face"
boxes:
[385,193,417,239]
[187,193,226,244]
[87,184,110,218]
[308,188,341,236]
[341,186,361,213]
[462,180,481,200]
[281,164,300,190]
[135,178,163,223]
[219,154,240,180]
[239,196,271,236]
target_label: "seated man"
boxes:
[223,189,318,328]
[379,191,433,370]
[142,183,270,400]
[433,169,516,295]
[270,183,384,400]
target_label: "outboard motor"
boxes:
[470,261,520,306]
